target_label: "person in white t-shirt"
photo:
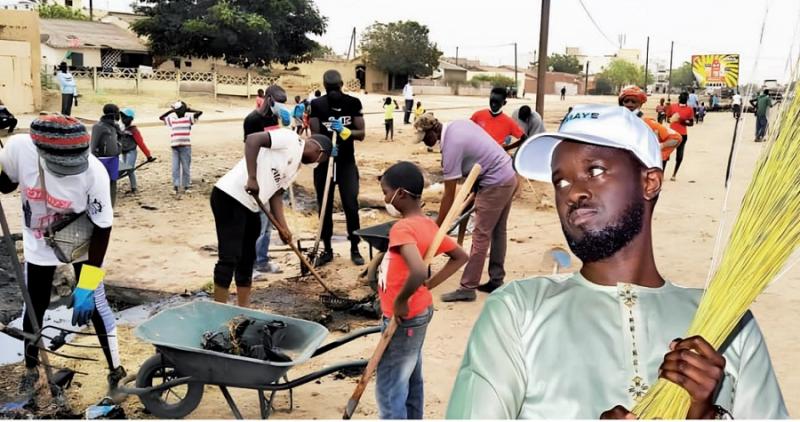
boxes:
[0,114,125,395]
[403,81,414,124]
[211,129,332,307]
[732,92,743,119]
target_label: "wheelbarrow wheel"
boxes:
[135,353,204,419]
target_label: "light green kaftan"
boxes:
[446,272,788,419]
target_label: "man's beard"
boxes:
[562,200,645,263]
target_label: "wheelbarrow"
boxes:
[118,301,380,419]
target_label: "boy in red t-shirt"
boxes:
[470,87,525,149]
[665,92,695,181]
[376,161,468,419]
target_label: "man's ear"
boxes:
[643,168,663,201]
[503,100,508,106]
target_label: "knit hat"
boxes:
[30,114,91,176]
[412,112,438,143]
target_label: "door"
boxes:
[0,57,13,104]
[0,40,34,112]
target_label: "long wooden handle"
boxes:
[251,194,339,298]
[312,131,338,258]
[342,163,482,419]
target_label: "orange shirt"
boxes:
[666,104,694,136]
[470,109,524,145]
[642,117,682,161]
[378,215,457,318]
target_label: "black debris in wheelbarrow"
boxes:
[201,315,292,363]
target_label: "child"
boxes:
[292,95,306,135]
[119,108,155,195]
[375,161,468,419]
[159,101,203,195]
[656,98,666,124]
[413,101,425,121]
[255,89,265,109]
[383,97,400,141]
[697,102,706,124]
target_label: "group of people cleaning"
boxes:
[0,63,787,419]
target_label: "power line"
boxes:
[576,0,616,48]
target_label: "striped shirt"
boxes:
[164,113,196,147]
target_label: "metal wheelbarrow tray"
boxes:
[119,301,380,419]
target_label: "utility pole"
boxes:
[345,27,357,60]
[89,0,93,20]
[455,46,459,67]
[644,36,650,89]
[514,42,518,98]
[535,0,551,117]
[667,40,674,100]
[585,61,590,95]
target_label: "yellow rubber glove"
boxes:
[339,127,352,140]
[77,264,105,290]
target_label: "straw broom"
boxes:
[632,83,800,418]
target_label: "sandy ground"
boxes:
[0,89,797,418]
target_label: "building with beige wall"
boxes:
[0,7,42,112]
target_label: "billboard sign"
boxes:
[692,54,739,88]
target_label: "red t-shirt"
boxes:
[470,109,524,145]
[667,104,694,136]
[379,215,458,318]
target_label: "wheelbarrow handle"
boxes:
[116,375,195,396]
[312,325,382,357]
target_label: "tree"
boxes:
[670,61,695,90]
[359,21,441,77]
[38,3,89,20]
[311,44,337,59]
[591,76,615,95]
[131,0,327,68]
[471,74,516,88]
[599,59,642,92]
[549,53,583,74]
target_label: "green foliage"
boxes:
[38,3,89,20]
[471,74,516,88]
[549,53,583,74]
[132,0,326,68]
[598,59,642,91]
[311,44,336,59]
[670,61,695,89]
[591,76,615,95]
[360,21,441,77]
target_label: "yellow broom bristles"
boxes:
[632,84,800,419]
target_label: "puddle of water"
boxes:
[0,305,79,365]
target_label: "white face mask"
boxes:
[385,190,403,218]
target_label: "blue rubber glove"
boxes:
[330,120,344,133]
[70,287,95,326]
[70,265,104,326]
[278,107,291,127]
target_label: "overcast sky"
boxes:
[313,0,800,84]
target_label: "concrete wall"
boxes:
[443,69,467,83]
[41,44,102,68]
[0,9,42,111]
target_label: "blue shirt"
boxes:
[57,72,77,95]
[293,103,305,119]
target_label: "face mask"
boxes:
[385,190,403,218]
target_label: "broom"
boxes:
[632,81,800,418]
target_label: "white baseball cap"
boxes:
[513,104,662,182]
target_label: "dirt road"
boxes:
[0,91,796,417]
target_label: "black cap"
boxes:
[310,134,333,156]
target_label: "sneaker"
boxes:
[107,366,127,392]
[440,289,477,302]
[254,262,282,274]
[18,368,39,395]
[314,249,334,267]
[427,147,434,153]
[184,188,193,194]
[476,280,504,293]
[173,187,180,195]
[351,250,365,266]
[126,188,138,195]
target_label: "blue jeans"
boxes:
[255,212,272,266]
[376,307,433,419]
[122,149,138,190]
[756,114,768,139]
[172,146,191,188]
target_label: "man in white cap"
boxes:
[446,104,786,419]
